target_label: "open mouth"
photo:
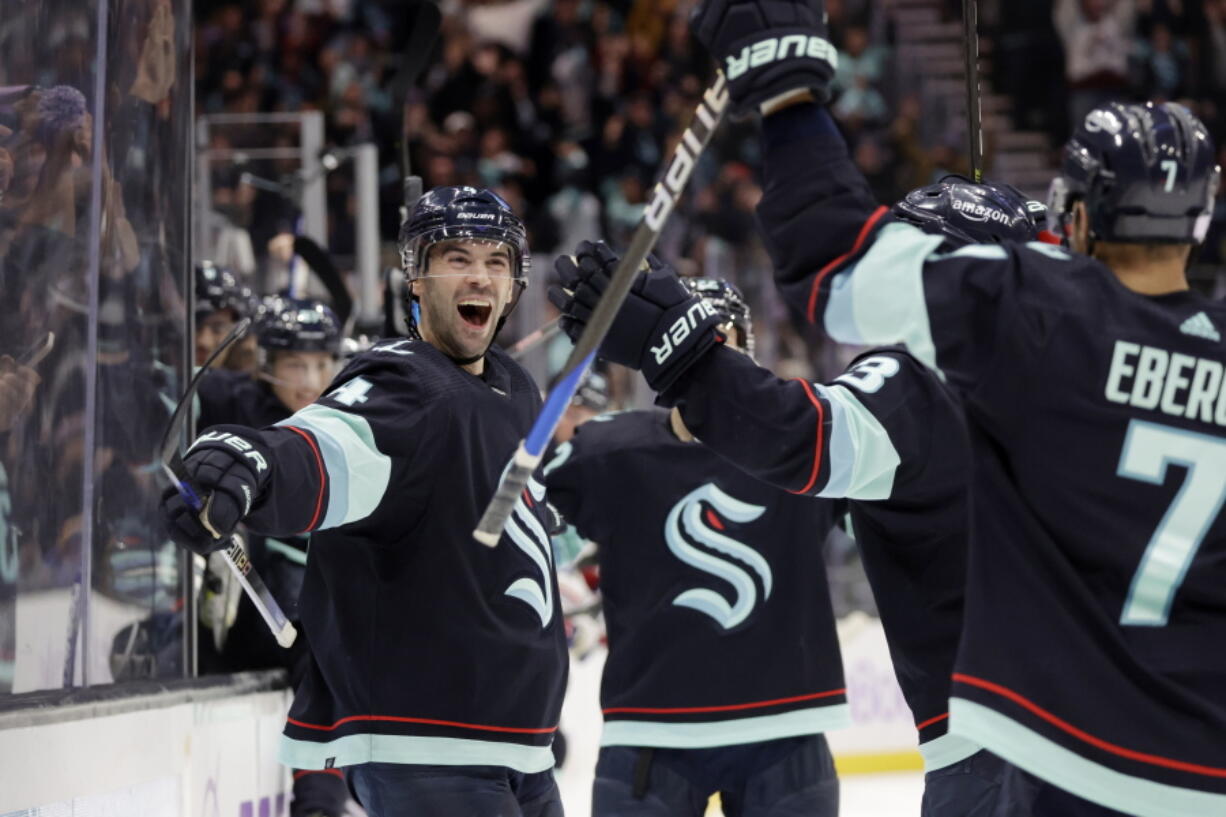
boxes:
[457,299,493,329]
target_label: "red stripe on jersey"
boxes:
[805,205,889,324]
[792,379,826,495]
[916,712,949,731]
[284,426,326,532]
[954,673,1226,778]
[286,713,558,735]
[293,769,344,780]
[602,687,846,716]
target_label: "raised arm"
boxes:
[161,349,421,553]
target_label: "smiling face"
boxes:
[268,350,336,413]
[411,239,517,370]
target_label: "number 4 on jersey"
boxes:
[1117,419,1226,626]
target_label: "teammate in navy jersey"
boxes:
[195,296,347,817]
[161,186,567,817]
[566,3,1224,814]
[546,279,846,817]
[552,243,981,812]
[195,261,259,372]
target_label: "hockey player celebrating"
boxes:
[195,295,346,817]
[545,278,846,817]
[551,243,980,814]
[161,186,567,816]
[559,1,1226,814]
[552,179,1049,816]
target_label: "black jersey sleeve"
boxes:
[668,344,956,504]
[757,103,1075,392]
[237,345,427,536]
[541,417,624,545]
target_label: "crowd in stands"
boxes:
[193,0,1226,369]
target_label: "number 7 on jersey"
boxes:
[1117,419,1226,626]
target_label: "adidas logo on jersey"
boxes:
[1180,312,1220,342]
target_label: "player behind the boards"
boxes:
[545,278,846,817]
[195,294,348,817]
[195,260,259,371]
[194,293,350,814]
[160,186,568,817]
[691,2,1226,814]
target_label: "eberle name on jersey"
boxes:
[1105,340,1226,426]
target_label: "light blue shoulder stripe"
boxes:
[277,403,391,530]
[950,698,1226,817]
[280,732,555,774]
[813,384,900,501]
[920,732,981,772]
[600,704,851,749]
[264,538,308,566]
[823,221,945,371]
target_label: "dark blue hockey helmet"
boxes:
[398,185,530,283]
[195,261,247,319]
[256,296,341,356]
[893,177,1048,246]
[1047,102,1220,245]
[680,276,755,357]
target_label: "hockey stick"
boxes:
[160,318,297,648]
[962,0,984,182]
[293,235,354,328]
[508,317,561,360]
[474,72,729,546]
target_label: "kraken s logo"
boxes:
[664,483,771,630]
[503,475,554,627]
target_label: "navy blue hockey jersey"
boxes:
[757,103,1226,815]
[664,344,973,770]
[198,369,289,431]
[210,339,568,773]
[544,410,850,749]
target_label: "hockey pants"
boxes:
[592,734,838,817]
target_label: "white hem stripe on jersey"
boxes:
[279,733,556,774]
[950,698,1226,817]
[600,704,852,749]
[919,732,982,772]
[278,403,391,530]
[823,222,945,373]
[1180,311,1221,342]
[815,383,900,500]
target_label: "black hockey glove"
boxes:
[549,241,723,393]
[159,426,272,556]
[691,0,837,116]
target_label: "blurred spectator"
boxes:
[1133,22,1190,99]
[191,0,1222,372]
[1054,0,1136,127]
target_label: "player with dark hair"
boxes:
[546,279,847,817]
[162,186,566,816]
[559,2,1225,814]
[195,295,345,816]
[194,261,249,366]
